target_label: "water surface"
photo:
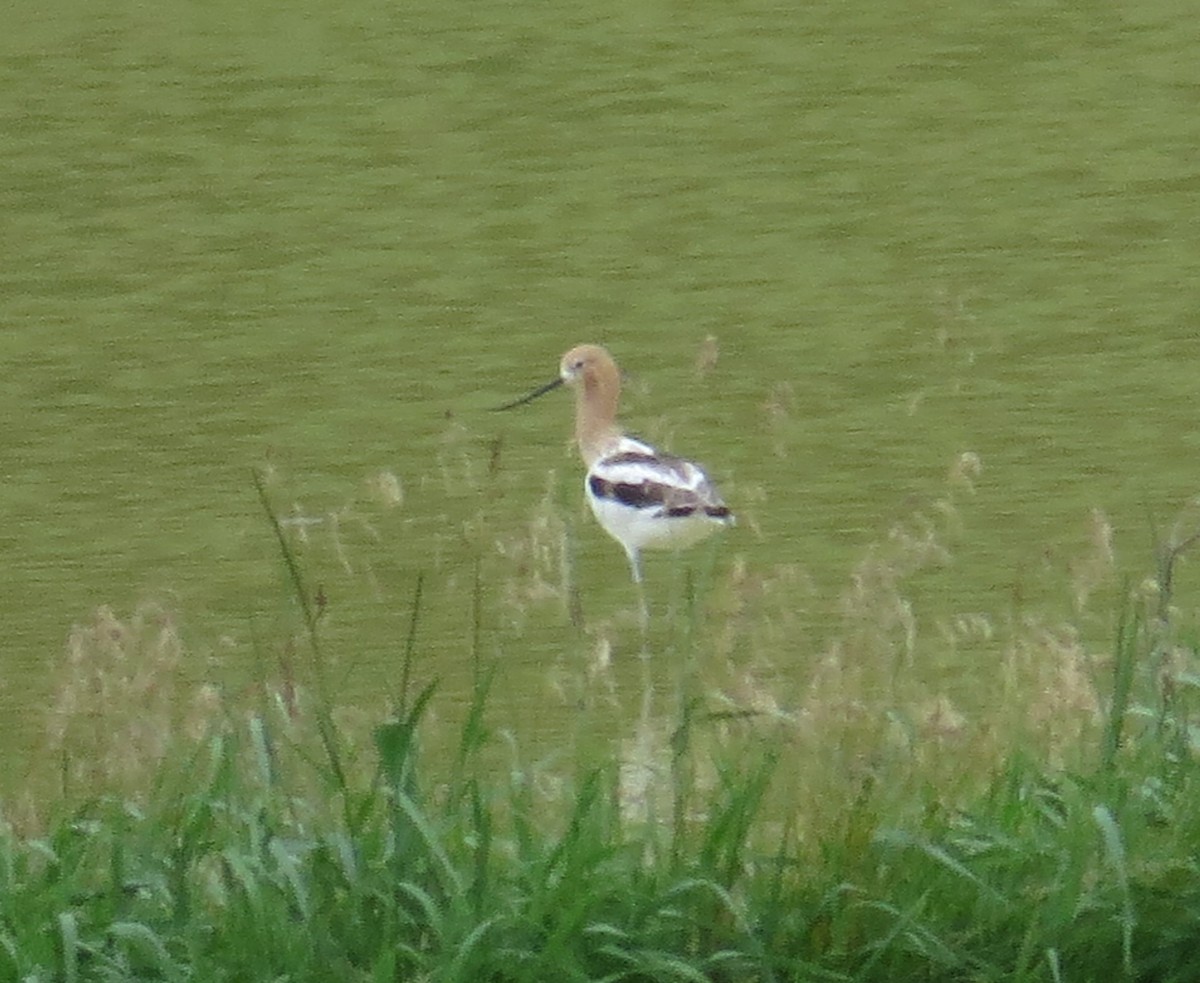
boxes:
[3,0,1198,793]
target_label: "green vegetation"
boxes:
[3,490,1200,983]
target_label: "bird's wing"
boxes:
[590,448,728,516]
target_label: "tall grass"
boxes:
[4,482,1200,981]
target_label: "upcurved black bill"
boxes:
[493,375,564,411]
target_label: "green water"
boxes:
[3,0,1198,791]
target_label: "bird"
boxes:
[497,344,733,586]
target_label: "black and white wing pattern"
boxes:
[587,437,732,522]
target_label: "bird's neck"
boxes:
[574,378,621,467]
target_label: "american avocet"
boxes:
[498,344,733,585]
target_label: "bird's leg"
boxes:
[626,547,650,634]
[627,547,643,585]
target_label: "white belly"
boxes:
[587,492,724,553]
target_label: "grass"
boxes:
[3,479,1200,981]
